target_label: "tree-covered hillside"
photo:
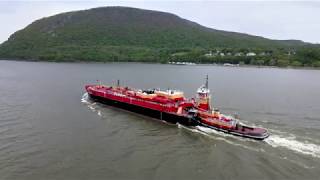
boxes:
[0,6,319,66]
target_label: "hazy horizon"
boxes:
[0,0,319,44]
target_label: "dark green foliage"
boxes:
[0,6,319,67]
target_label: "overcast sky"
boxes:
[0,0,319,44]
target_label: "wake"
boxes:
[265,134,320,158]
[82,92,320,158]
[81,93,102,117]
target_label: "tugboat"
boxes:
[85,76,269,140]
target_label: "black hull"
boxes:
[87,94,268,140]
[199,123,269,140]
[88,94,198,126]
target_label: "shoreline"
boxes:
[1,59,320,70]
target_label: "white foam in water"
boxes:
[81,93,89,103]
[265,134,320,158]
[177,123,261,152]
[97,110,102,117]
[198,125,320,158]
[81,93,104,117]
[180,124,320,158]
[81,93,95,111]
[196,126,231,138]
[82,93,320,158]
[87,104,96,112]
[196,126,256,143]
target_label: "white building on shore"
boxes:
[246,52,256,57]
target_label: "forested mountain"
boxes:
[0,6,319,66]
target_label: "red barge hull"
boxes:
[86,85,198,126]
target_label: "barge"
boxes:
[85,76,269,140]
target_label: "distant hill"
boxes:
[0,6,319,65]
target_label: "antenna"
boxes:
[205,75,209,89]
[206,75,211,112]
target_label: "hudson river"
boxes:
[1,60,319,179]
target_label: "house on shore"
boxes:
[246,52,256,57]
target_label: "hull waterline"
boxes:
[85,77,269,140]
[87,93,268,140]
[88,94,198,126]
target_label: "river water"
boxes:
[0,60,319,179]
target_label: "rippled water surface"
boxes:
[1,60,320,179]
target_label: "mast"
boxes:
[205,74,208,89]
[206,75,210,111]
